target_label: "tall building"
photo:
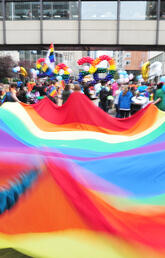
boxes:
[122,51,148,75]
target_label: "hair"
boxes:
[157,82,163,89]
[10,83,17,89]
[64,84,70,91]
[101,80,107,86]
[74,84,81,91]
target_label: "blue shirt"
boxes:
[118,91,133,110]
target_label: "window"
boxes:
[6,1,40,20]
[43,1,78,20]
[125,60,131,65]
[0,1,2,20]
[82,1,117,20]
[120,1,157,20]
[125,52,131,58]
[160,1,165,20]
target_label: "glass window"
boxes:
[0,1,2,20]
[120,1,157,20]
[160,1,165,20]
[43,2,52,19]
[43,1,78,20]
[125,60,131,65]
[6,1,40,20]
[82,1,117,20]
[125,52,131,58]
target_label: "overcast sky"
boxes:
[82,1,147,20]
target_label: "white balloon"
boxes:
[124,78,129,83]
[149,61,162,78]
[15,66,21,72]
[83,65,89,72]
[68,68,72,73]
[120,74,124,78]
[59,69,64,75]
[129,74,134,80]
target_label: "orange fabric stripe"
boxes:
[0,170,89,234]
[21,103,158,136]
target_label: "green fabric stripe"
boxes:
[0,109,165,153]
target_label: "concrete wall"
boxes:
[2,20,162,46]
[119,21,157,45]
[0,22,3,44]
[6,21,40,44]
[81,21,116,44]
[159,21,165,45]
[43,21,78,44]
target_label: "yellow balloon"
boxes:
[20,67,28,77]
[141,61,150,81]
[64,71,69,75]
[89,66,97,74]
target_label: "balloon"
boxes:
[160,76,165,84]
[13,66,20,73]
[129,74,134,80]
[15,66,21,72]
[150,62,162,78]
[83,66,89,72]
[12,68,17,73]
[68,68,72,73]
[20,67,28,77]
[59,69,64,75]
[124,78,129,83]
[56,75,62,81]
[141,61,150,81]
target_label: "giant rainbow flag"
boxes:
[0,92,165,257]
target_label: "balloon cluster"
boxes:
[117,70,133,84]
[35,59,72,83]
[36,58,45,70]
[12,66,28,77]
[136,74,144,83]
[54,63,72,83]
[77,55,116,83]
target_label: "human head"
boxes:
[9,83,17,91]
[122,85,129,95]
[64,84,70,91]
[101,80,107,87]
[157,82,163,89]
[74,84,81,92]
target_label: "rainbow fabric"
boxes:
[1,92,165,257]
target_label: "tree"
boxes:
[0,55,16,81]
[114,71,119,80]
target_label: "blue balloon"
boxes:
[56,75,62,81]
[160,76,165,83]
[12,68,17,73]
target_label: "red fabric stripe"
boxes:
[26,92,154,132]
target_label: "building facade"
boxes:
[0,1,165,49]
[123,51,148,72]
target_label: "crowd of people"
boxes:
[0,78,164,118]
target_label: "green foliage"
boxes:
[0,55,16,80]
[114,71,119,80]
[2,78,9,84]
